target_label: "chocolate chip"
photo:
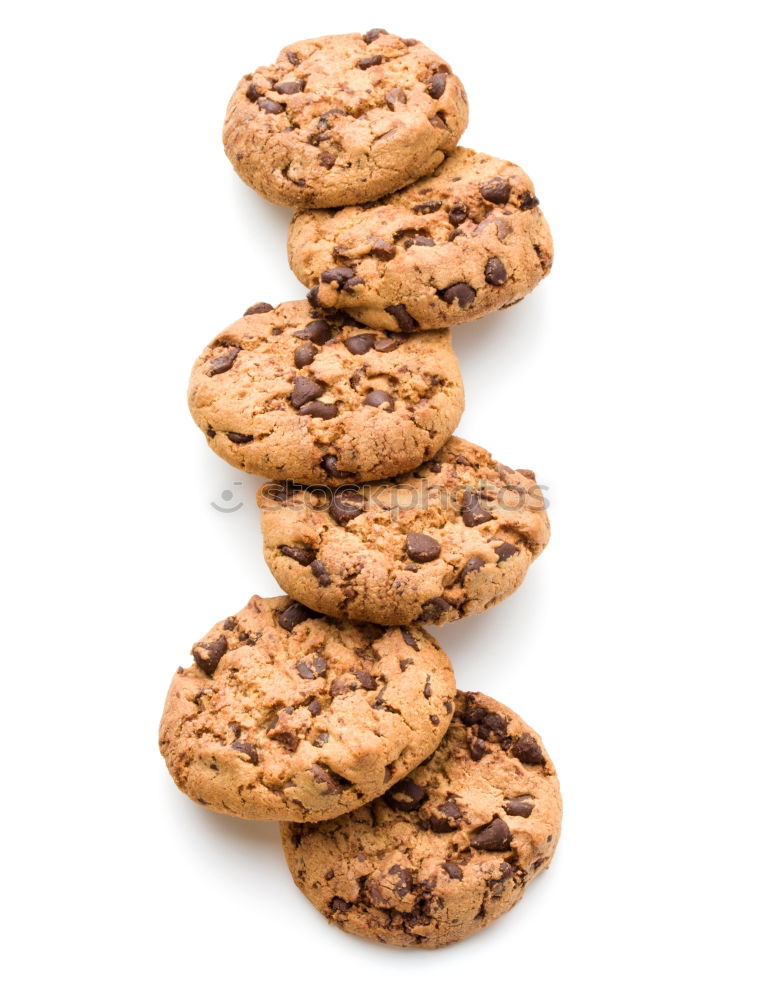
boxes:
[385,304,418,332]
[423,677,432,699]
[443,862,462,880]
[385,87,407,109]
[440,799,462,820]
[400,627,419,651]
[430,714,440,725]
[375,335,404,351]
[315,109,346,134]
[258,97,285,114]
[312,764,349,793]
[494,542,518,562]
[230,740,258,763]
[430,798,462,832]
[345,333,375,354]
[480,177,510,204]
[268,723,299,752]
[461,490,494,527]
[226,431,253,444]
[357,54,383,69]
[343,276,365,290]
[330,896,350,913]
[420,597,451,622]
[274,79,305,94]
[243,302,274,316]
[306,285,320,307]
[319,150,336,168]
[320,267,356,289]
[486,860,514,895]
[352,668,377,690]
[245,82,262,101]
[291,375,324,409]
[223,617,237,630]
[207,347,240,376]
[460,555,485,581]
[439,282,476,306]
[470,738,488,761]
[480,712,508,739]
[519,191,539,210]
[511,734,546,766]
[296,660,315,679]
[485,256,507,286]
[322,454,349,479]
[294,343,317,368]
[286,50,300,66]
[426,72,447,99]
[405,532,441,563]
[265,481,303,503]
[385,777,427,811]
[505,795,535,817]
[370,238,396,261]
[307,698,321,716]
[403,37,418,46]
[192,636,227,676]
[328,488,363,525]
[310,559,331,586]
[295,319,332,344]
[364,389,394,411]
[276,602,319,632]
[362,28,388,43]
[408,235,435,247]
[471,816,512,851]
[448,204,468,226]
[413,200,442,214]
[299,401,338,419]
[388,864,413,898]
[296,655,326,679]
[280,545,315,566]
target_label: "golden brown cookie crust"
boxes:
[223,31,468,208]
[159,595,456,822]
[257,437,549,626]
[288,147,553,330]
[187,300,464,485]
[282,691,562,948]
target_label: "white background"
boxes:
[2,1,759,997]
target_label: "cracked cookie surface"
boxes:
[257,436,549,626]
[282,690,561,948]
[223,30,468,208]
[289,147,552,331]
[187,300,464,485]
[159,595,456,822]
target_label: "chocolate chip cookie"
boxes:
[223,31,468,208]
[257,437,549,626]
[188,300,464,485]
[159,595,456,822]
[288,147,553,331]
[282,690,561,948]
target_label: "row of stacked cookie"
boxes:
[160,29,561,949]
